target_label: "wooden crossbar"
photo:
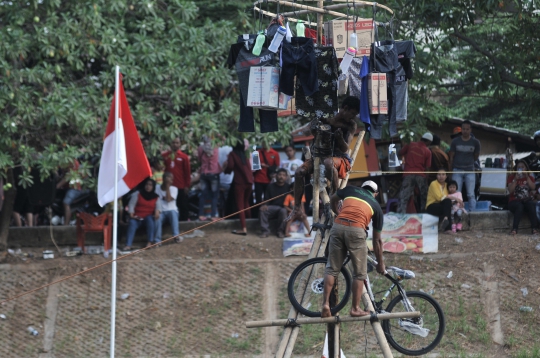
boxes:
[246,311,421,328]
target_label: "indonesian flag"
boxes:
[97,75,152,207]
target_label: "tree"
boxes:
[387,0,540,135]
[0,0,300,250]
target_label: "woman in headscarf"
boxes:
[223,138,254,235]
[124,178,161,250]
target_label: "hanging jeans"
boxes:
[238,91,278,132]
[280,37,318,96]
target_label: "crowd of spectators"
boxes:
[5,121,540,245]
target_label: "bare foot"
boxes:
[285,207,300,222]
[321,305,332,318]
[350,308,370,317]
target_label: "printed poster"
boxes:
[367,214,439,254]
[282,216,316,257]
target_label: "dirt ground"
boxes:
[1,226,540,357]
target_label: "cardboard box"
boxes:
[367,73,388,114]
[277,93,296,117]
[324,19,374,58]
[246,66,280,109]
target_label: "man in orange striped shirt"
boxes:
[322,181,386,318]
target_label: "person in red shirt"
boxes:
[162,138,191,221]
[124,178,161,250]
[253,143,280,217]
[397,133,432,213]
[507,160,539,235]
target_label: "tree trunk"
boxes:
[0,168,16,251]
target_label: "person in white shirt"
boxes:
[280,145,303,183]
[154,172,181,243]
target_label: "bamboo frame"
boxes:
[253,0,393,16]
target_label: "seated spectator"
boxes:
[446,180,467,233]
[425,169,452,233]
[124,178,161,250]
[56,160,90,225]
[12,167,34,227]
[197,135,221,221]
[283,183,310,237]
[223,139,253,236]
[507,160,539,235]
[259,168,289,238]
[154,172,180,243]
[281,145,303,182]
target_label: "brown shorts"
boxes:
[325,223,367,280]
[333,157,351,179]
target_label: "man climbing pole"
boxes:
[286,96,360,222]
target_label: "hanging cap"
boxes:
[361,180,378,193]
[451,126,462,138]
[422,132,433,142]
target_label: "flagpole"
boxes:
[110,65,120,358]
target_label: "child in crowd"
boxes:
[283,183,311,237]
[446,180,466,233]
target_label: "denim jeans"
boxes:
[126,215,155,247]
[199,174,220,217]
[453,168,476,211]
[238,91,278,133]
[281,37,318,96]
[155,210,179,242]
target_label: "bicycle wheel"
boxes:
[382,290,445,356]
[287,257,352,317]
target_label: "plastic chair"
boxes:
[76,212,112,252]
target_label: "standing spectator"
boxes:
[397,133,432,213]
[124,178,161,250]
[150,157,164,185]
[280,145,303,182]
[197,135,221,221]
[425,169,452,233]
[253,142,280,218]
[448,120,481,211]
[428,134,449,183]
[56,159,90,225]
[259,168,289,238]
[507,160,538,235]
[162,137,191,221]
[223,139,254,236]
[154,172,181,243]
[219,145,234,204]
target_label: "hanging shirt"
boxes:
[394,41,417,122]
[359,56,371,131]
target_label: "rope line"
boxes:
[0,188,297,305]
[348,170,540,175]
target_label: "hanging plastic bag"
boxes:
[388,144,399,168]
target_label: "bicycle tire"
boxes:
[382,290,445,356]
[287,257,352,317]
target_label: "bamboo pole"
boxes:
[275,130,366,357]
[362,293,394,358]
[246,311,421,328]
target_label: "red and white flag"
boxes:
[97,76,152,207]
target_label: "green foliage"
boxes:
[0,0,298,189]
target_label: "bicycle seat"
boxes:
[388,267,415,280]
